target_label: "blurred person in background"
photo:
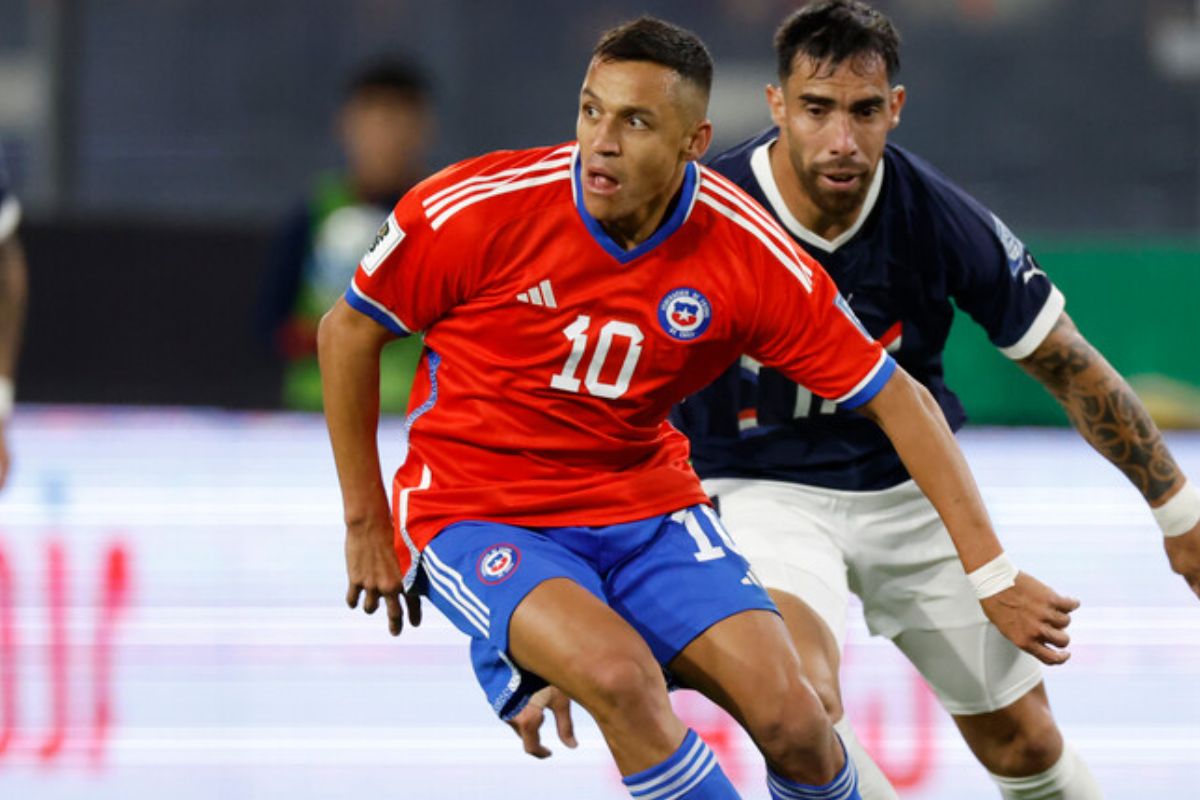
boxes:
[664,1,1200,798]
[258,59,434,413]
[0,145,27,490]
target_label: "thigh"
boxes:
[893,622,1044,716]
[421,521,606,720]
[507,577,684,776]
[664,603,839,775]
[667,606,803,714]
[847,481,989,640]
[703,478,851,650]
[604,503,777,667]
[850,484,1045,714]
[769,588,845,719]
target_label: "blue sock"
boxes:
[622,728,741,799]
[767,735,860,800]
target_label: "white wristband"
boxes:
[1152,480,1200,538]
[0,376,13,420]
[967,553,1019,599]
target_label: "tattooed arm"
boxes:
[1018,312,1200,598]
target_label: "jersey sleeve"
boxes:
[745,244,896,410]
[932,180,1064,360]
[343,186,475,336]
[0,151,21,242]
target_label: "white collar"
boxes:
[749,137,884,253]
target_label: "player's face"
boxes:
[577,58,711,248]
[768,53,905,221]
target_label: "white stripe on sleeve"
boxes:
[999,286,1066,360]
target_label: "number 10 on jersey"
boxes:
[549,314,644,400]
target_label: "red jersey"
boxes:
[345,143,894,584]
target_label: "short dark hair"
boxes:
[592,16,713,95]
[774,1,900,81]
[345,58,430,105]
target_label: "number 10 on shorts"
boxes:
[673,506,741,562]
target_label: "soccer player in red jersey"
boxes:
[319,17,1077,800]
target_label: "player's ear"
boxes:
[684,119,713,162]
[766,84,785,128]
[889,84,906,130]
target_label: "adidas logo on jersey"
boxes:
[516,279,557,309]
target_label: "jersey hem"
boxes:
[397,484,714,583]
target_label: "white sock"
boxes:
[833,717,899,800]
[990,746,1103,799]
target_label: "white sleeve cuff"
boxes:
[999,285,1065,360]
[0,197,21,242]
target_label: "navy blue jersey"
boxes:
[0,147,19,242]
[673,130,1064,490]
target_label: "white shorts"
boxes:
[704,477,1043,716]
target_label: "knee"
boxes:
[1001,716,1063,776]
[746,676,837,776]
[979,709,1064,777]
[806,666,844,722]
[574,653,668,725]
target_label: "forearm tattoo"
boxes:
[1021,315,1180,504]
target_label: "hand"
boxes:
[979,572,1079,665]
[507,686,577,759]
[344,518,421,636]
[1164,524,1200,599]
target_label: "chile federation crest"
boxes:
[477,544,521,584]
[658,288,712,341]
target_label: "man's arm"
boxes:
[318,297,420,634]
[1018,312,1200,597]
[0,234,28,490]
[858,367,1079,665]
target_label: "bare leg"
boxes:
[668,607,842,784]
[769,589,846,719]
[953,684,1101,799]
[893,620,1104,799]
[953,683,1062,777]
[507,578,686,774]
[770,590,899,800]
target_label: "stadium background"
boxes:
[0,0,1197,797]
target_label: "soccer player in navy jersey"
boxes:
[324,15,1083,800]
[663,2,1200,798]
[0,147,27,490]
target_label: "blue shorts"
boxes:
[419,504,775,720]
